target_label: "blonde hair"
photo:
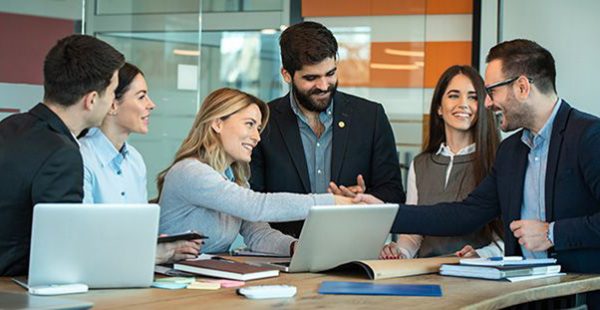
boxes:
[155,88,269,200]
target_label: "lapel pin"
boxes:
[338,121,345,128]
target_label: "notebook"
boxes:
[318,281,442,297]
[174,259,279,281]
[440,263,562,280]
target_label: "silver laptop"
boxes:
[263,204,398,273]
[27,203,159,288]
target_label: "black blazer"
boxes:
[391,101,600,273]
[0,103,83,276]
[250,91,405,237]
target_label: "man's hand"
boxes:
[333,195,355,205]
[509,220,553,252]
[352,193,384,204]
[155,237,203,264]
[328,174,366,198]
[455,245,479,258]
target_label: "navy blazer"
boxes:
[391,101,600,273]
[251,91,405,237]
[0,103,83,276]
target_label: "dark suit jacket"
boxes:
[250,91,405,237]
[0,103,83,276]
[392,101,600,273]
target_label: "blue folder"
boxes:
[318,281,442,297]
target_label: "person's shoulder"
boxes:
[266,94,289,108]
[337,91,381,108]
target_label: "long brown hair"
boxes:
[424,65,499,185]
[155,88,269,201]
[424,65,503,243]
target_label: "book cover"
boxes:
[173,259,279,281]
[318,281,442,297]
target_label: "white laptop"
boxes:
[26,203,159,288]
[262,204,398,273]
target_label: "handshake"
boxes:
[329,174,384,205]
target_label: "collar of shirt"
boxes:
[85,128,129,172]
[223,166,235,182]
[70,131,81,147]
[289,91,334,127]
[435,142,476,157]
[521,98,563,150]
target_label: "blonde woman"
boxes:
[157,88,351,255]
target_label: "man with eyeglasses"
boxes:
[355,39,600,308]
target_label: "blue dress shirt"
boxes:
[79,128,148,203]
[520,99,562,258]
[289,93,334,193]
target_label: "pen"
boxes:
[489,256,523,261]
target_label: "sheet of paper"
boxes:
[506,273,565,282]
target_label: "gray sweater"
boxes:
[158,158,335,255]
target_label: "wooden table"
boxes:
[1,272,599,309]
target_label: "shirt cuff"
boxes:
[314,193,336,205]
[548,222,555,245]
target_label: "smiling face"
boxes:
[113,73,155,135]
[283,57,338,112]
[212,104,262,164]
[438,74,478,134]
[484,59,531,132]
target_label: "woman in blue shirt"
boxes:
[80,63,201,264]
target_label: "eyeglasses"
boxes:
[485,76,533,100]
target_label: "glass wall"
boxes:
[86,0,289,198]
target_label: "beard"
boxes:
[292,81,338,113]
[499,91,533,132]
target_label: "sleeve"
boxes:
[171,161,335,222]
[239,220,296,256]
[475,231,504,258]
[395,234,423,259]
[31,146,83,204]
[365,104,406,204]
[554,122,600,250]
[475,241,504,258]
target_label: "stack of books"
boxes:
[439,257,562,282]
[173,259,280,281]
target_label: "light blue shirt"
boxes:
[79,128,148,203]
[290,93,334,193]
[520,99,562,258]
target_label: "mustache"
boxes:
[309,85,335,96]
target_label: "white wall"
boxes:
[482,0,600,116]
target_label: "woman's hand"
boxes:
[455,245,479,258]
[155,238,203,264]
[379,242,407,260]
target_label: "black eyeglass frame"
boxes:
[485,76,533,99]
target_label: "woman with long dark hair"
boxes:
[381,65,503,259]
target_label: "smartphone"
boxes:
[157,231,208,243]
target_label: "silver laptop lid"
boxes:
[288,204,398,272]
[28,203,159,288]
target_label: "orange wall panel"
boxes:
[302,0,370,17]
[426,0,473,14]
[370,0,426,15]
[368,42,425,88]
[424,41,472,88]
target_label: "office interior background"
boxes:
[1,0,599,199]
